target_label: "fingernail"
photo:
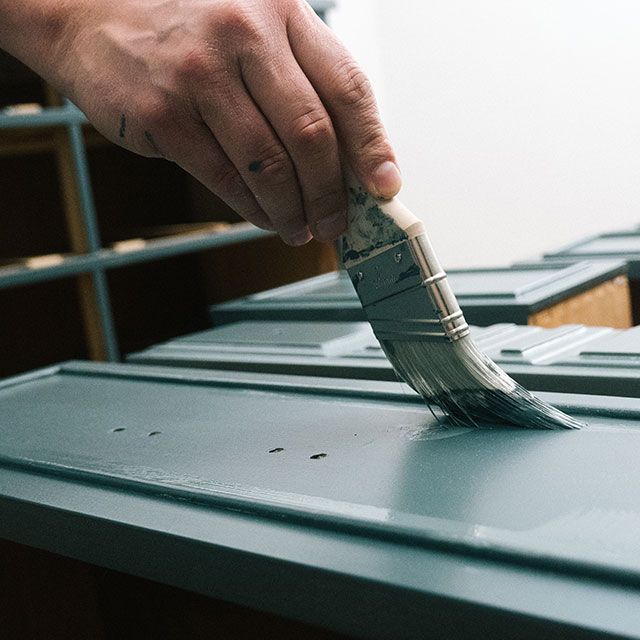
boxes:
[313,212,347,242]
[286,227,312,247]
[371,161,402,199]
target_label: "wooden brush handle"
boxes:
[342,170,425,269]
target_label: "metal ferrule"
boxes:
[408,234,470,341]
[346,237,470,343]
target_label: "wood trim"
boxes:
[528,275,633,329]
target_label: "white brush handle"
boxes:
[342,171,425,270]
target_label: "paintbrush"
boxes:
[342,176,584,429]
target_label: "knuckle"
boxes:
[252,144,292,184]
[332,58,373,108]
[174,47,211,86]
[212,163,247,199]
[214,2,262,43]
[290,109,334,148]
[355,125,388,156]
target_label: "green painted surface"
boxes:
[544,232,640,278]
[2,361,640,638]
[209,260,627,326]
[128,321,640,397]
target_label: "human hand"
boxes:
[2,0,401,245]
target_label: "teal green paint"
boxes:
[3,361,640,638]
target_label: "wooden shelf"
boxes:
[0,223,271,289]
[0,102,86,128]
[0,124,109,157]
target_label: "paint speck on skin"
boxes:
[248,160,263,172]
[310,453,327,460]
[144,130,162,156]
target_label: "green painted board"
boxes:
[209,260,627,326]
[210,271,363,324]
[128,320,386,378]
[2,361,640,638]
[129,321,640,398]
[544,232,640,278]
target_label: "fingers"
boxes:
[156,117,275,232]
[239,39,347,242]
[197,67,315,246]
[196,3,397,244]
[286,5,402,200]
[87,0,399,246]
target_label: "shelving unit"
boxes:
[0,99,270,362]
[0,1,337,377]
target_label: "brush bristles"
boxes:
[380,336,584,429]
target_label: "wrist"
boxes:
[0,0,82,89]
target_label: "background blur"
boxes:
[330,0,640,268]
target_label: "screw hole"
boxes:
[147,431,162,437]
[268,447,285,454]
[310,453,327,460]
[110,427,126,433]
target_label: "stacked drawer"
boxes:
[209,260,632,328]
[128,321,640,398]
[543,230,640,324]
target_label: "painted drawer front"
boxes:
[475,324,614,364]
[209,261,627,326]
[127,322,526,376]
[172,320,376,356]
[129,321,640,397]
[555,325,640,365]
[210,271,363,324]
[2,361,640,639]
[545,232,640,278]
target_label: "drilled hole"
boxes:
[110,427,126,433]
[147,431,162,437]
[310,453,327,460]
[268,447,285,454]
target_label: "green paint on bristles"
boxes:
[381,337,585,430]
[344,180,584,430]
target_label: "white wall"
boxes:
[329,1,640,268]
